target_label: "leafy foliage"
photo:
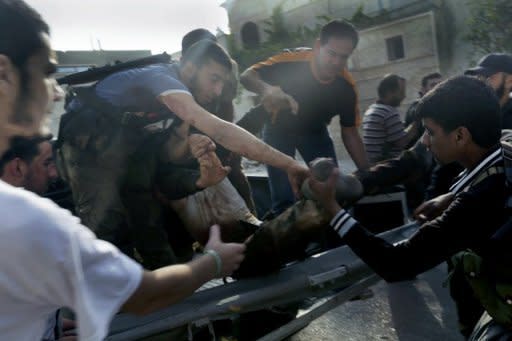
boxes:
[350,4,376,28]
[465,0,512,54]
[226,4,384,71]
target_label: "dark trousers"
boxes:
[263,124,337,215]
[58,132,178,270]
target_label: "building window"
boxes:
[386,35,405,61]
[241,22,260,49]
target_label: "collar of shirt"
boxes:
[449,145,503,195]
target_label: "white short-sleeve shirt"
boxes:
[0,180,143,341]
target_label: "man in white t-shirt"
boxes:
[0,1,249,340]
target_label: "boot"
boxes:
[301,158,364,207]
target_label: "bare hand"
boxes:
[308,167,342,216]
[205,224,246,277]
[196,151,231,189]
[413,192,454,223]
[286,161,310,198]
[189,134,216,159]
[261,86,299,121]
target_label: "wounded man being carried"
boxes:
[58,100,361,276]
[55,41,362,276]
[161,131,364,277]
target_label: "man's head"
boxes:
[181,28,238,107]
[377,74,406,107]
[181,28,217,56]
[0,135,57,194]
[180,40,232,106]
[420,72,442,97]
[465,53,512,106]
[313,20,358,81]
[417,76,501,166]
[0,0,57,155]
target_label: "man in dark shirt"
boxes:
[356,56,512,209]
[404,72,442,145]
[240,19,368,215]
[465,53,512,129]
[308,76,510,339]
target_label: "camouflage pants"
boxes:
[121,147,179,269]
[58,142,131,250]
[218,199,331,278]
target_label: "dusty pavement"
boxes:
[288,264,463,341]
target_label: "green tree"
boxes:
[465,0,512,54]
[226,4,382,71]
[263,6,292,45]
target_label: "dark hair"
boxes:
[181,40,232,71]
[181,28,217,55]
[421,72,442,88]
[0,0,49,69]
[320,20,359,48]
[417,75,501,148]
[378,74,404,98]
[0,134,52,176]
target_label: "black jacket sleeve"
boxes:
[355,141,433,195]
[342,174,507,282]
[156,164,202,200]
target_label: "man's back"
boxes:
[94,63,185,114]
[363,103,406,164]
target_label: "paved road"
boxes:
[288,264,464,341]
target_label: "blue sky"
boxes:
[26,0,230,54]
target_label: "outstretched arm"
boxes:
[121,225,245,315]
[159,92,309,195]
[354,141,432,195]
[307,167,501,283]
